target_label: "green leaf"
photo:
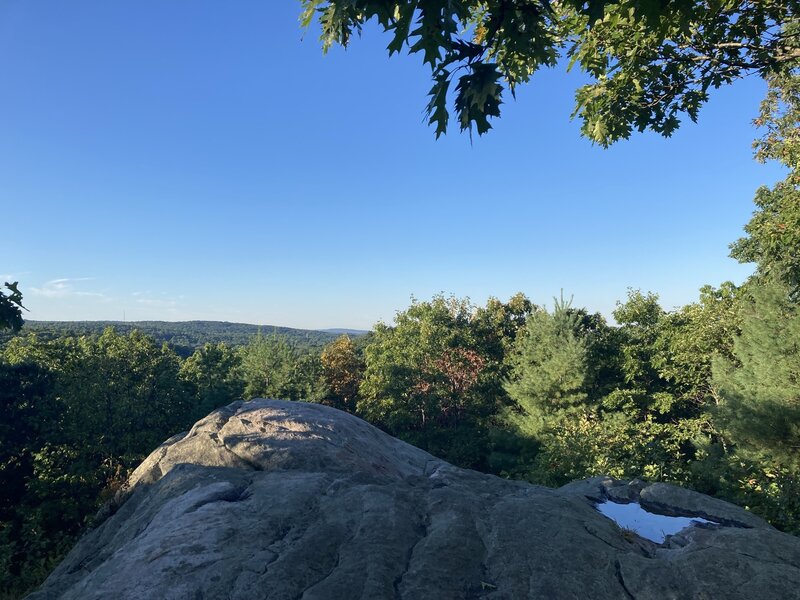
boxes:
[426,70,451,138]
[454,63,503,135]
[299,0,323,29]
[387,1,418,55]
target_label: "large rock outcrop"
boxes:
[29,399,800,599]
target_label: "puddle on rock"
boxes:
[595,501,717,543]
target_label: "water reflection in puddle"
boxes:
[596,501,716,543]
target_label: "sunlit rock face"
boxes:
[28,399,800,600]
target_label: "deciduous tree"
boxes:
[359,295,506,468]
[302,1,799,143]
[320,335,365,412]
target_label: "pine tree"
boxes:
[714,278,800,469]
[240,332,301,400]
[505,295,590,437]
[179,343,244,418]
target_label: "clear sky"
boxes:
[0,1,787,330]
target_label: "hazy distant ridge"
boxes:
[319,328,370,335]
[6,320,368,356]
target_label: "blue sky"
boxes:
[0,1,786,330]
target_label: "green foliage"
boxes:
[472,292,535,363]
[527,409,708,487]
[302,1,799,143]
[652,283,742,407]
[0,324,339,595]
[731,182,800,289]
[359,294,512,469]
[241,332,299,400]
[567,2,799,145]
[705,70,800,534]
[0,361,57,597]
[504,295,591,437]
[605,285,740,420]
[0,282,25,333]
[5,329,192,469]
[753,65,800,178]
[612,289,665,391]
[320,335,365,412]
[180,343,245,418]
[730,72,800,287]
[0,329,199,597]
[295,351,326,403]
[721,460,800,535]
[500,287,742,501]
[1,320,348,357]
[714,278,800,470]
[575,309,623,401]
[240,332,324,402]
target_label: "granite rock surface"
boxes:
[28,399,800,599]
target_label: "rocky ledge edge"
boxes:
[28,399,800,599]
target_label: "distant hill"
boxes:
[2,320,368,357]
[319,328,370,336]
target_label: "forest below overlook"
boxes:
[2,262,800,597]
[0,321,364,358]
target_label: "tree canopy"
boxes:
[302,0,799,143]
[358,295,512,468]
[505,296,591,437]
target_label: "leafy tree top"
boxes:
[730,71,800,289]
[302,0,799,144]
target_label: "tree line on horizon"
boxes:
[0,319,348,358]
